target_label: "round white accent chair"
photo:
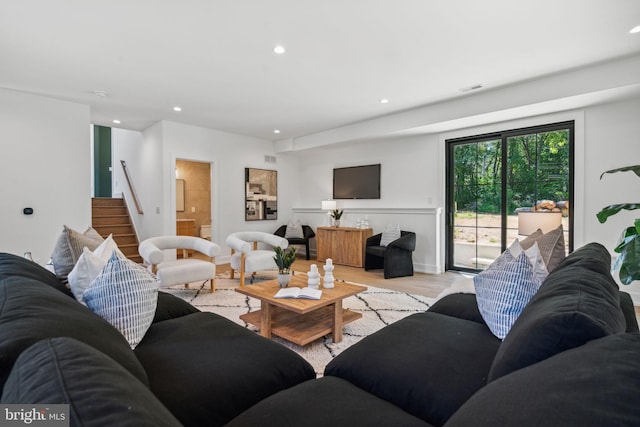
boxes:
[226,231,289,286]
[138,235,221,292]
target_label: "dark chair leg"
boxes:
[305,241,311,260]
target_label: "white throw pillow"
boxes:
[83,252,159,349]
[380,224,401,247]
[285,221,304,239]
[508,240,549,284]
[68,235,121,303]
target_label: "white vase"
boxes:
[277,273,291,287]
[332,219,340,227]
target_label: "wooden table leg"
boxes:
[260,301,272,338]
[332,300,343,343]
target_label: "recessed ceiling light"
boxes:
[112,119,121,124]
[380,99,389,104]
[630,25,640,34]
[273,129,281,134]
[273,45,286,54]
[173,106,182,112]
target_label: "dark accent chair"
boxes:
[364,231,416,279]
[274,225,316,260]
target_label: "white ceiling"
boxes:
[1,0,639,141]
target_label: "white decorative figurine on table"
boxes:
[323,258,335,289]
[307,264,321,289]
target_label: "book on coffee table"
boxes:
[274,287,322,300]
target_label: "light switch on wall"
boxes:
[191,207,196,213]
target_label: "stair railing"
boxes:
[120,160,144,214]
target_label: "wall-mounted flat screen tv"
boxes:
[333,164,381,199]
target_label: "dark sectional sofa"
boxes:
[228,242,640,427]
[0,253,315,426]
[2,243,640,426]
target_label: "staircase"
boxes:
[91,198,142,263]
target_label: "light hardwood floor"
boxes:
[216,255,464,299]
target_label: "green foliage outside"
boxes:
[453,130,569,215]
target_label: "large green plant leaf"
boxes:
[598,165,640,284]
[613,219,640,285]
[597,203,640,223]
[599,165,640,180]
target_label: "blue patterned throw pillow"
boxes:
[474,251,543,339]
[83,252,159,349]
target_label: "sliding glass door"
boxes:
[446,122,573,272]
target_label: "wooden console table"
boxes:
[316,226,373,268]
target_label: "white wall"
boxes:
[287,135,444,273]
[111,127,144,236]
[0,89,90,263]
[129,121,163,240]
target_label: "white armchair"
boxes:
[138,235,221,292]
[226,231,288,286]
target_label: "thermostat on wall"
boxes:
[23,207,33,215]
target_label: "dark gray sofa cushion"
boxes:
[134,311,316,427]
[153,291,200,323]
[0,277,149,390]
[445,333,640,427]
[620,291,639,332]
[489,242,626,382]
[226,376,433,427]
[324,312,500,426]
[0,252,72,297]
[2,337,181,427]
[428,293,486,325]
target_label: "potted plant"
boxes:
[331,209,343,227]
[596,164,640,285]
[273,246,296,287]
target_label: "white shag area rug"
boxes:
[162,272,435,376]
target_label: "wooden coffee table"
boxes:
[235,274,366,346]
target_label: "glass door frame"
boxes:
[445,121,575,273]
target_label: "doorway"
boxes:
[93,125,112,197]
[175,159,213,243]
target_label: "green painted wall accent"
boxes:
[94,125,112,197]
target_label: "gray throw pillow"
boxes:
[285,222,304,239]
[519,225,565,272]
[51,225,104,282]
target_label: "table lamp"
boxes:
[517,211,563,236]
